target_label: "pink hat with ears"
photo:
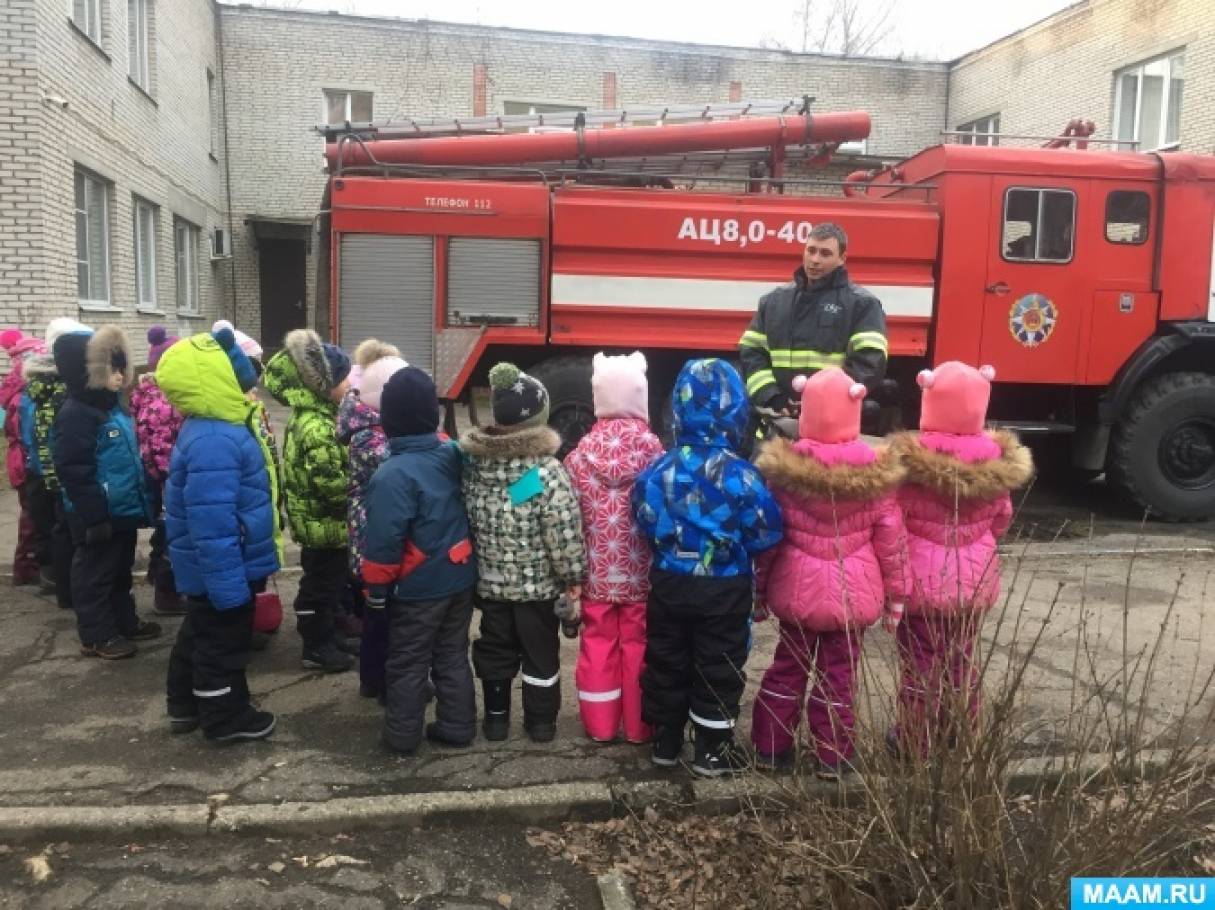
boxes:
[917,361,996,435]
[793,367,866,444]
[592,351,649,421]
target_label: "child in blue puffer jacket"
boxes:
[157,328,282,744]
[632,358,782,777]
[51,325,160,660]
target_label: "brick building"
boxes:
[949,0,1212,154]
[0,0,1209,360]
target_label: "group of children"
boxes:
[2,318,1032,774]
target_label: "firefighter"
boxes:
[739,222,889,417]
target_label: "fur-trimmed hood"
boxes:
[54,325,131,403]
[283,329,333,395]
[87,325,133,391]
[22,352,59,380]
[263,329,332,412]
[460,424,561,460]
[891,430,1033,499]
[756,437,904,500]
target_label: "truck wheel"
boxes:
[530,355,595,458]
[1108,372,1215,521]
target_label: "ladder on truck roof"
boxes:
[321,97,877,188]
[318,97,815,140]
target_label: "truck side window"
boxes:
[1105,190,1150,244]
[1002,187,1076,263]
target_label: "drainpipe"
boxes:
[214,2,238,325]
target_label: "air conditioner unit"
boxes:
[210,227,233,260]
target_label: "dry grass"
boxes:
[530,530,1215,908]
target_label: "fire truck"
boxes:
[318,100,1215,521]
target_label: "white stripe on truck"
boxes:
[551,274,934,318]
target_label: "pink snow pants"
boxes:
[751,623,863,765]
[893,612,981,756]
[576,599,651,743]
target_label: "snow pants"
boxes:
[576,598,651,743]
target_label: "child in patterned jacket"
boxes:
[564,352,664,744]
[337,339,406,702]
[129,326,185,615]
[462,362,586,744]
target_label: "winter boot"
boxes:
[81,636,137,660]
[651,724,685,768]
[691,728,749,778]
[207,710,276,744]
[167,708,200,735]
[755,748,795,773]
[482,680,511,741]
[153,587,188,616]
[425,722,474,749]
[302,641,355,673]
[524,714,556,743]
[129,619,163,641]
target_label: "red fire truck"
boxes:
[319,100,1215,521]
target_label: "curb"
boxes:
[0,750,1181,842]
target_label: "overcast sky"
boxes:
[241,0,1077,60]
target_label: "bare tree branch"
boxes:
[786,0,896,57]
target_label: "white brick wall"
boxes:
[948,0,1214,154]
[0,0,231,363]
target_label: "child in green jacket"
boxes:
[262,329,353,673]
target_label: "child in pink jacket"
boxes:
[129,326,185,614]
[888,362,1032,756]
[1,329,49,587]
[750,368,910,777]
[564,352,665,743]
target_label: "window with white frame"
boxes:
[71,0,102,44]
[323,89,373,126]
[957,114,1000,147]
[1115,51,1184,151]
[74,168,111,307]
[127,0,150,90]
[133,198,158,311]
[174,219,200,314]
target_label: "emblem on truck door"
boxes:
[1009,293,1058,347]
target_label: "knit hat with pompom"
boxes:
[489,362,549,431]
[146,325,178,370]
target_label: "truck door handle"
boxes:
[985,282,1010,295]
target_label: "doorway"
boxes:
[259,238,308,351]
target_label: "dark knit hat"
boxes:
[322,343,352,387]
[213,326,259,393]
[146,325,178,370]
[488,362,549,431]
[380,366,440,438]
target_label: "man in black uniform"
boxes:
[739,222,888,415]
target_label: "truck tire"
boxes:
[1107,372,1215,521]
[530,355,595,459]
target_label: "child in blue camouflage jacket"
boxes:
[632,358,782,777]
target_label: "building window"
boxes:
[74,168,111,307]
[502,101,586,116]
[127,0,150,90]
[174,219,200,314]
[1002,187,1076,264]
[133,198,158,311]
[957,114,1000,147]
[323,89,373,126]
[1105,190,1150,245]
[1115,51,1184,151]
[207,69,217,156]
[71,0,102,44]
